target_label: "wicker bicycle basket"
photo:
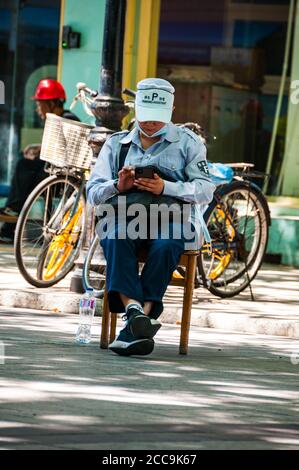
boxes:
[40,113,94,170]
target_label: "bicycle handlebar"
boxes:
[70,83,98,116]
[76,82,98,97]
[122,88,136,98]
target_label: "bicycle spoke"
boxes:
[15,175,86,287]
[198,182,269,297]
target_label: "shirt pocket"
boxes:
[158,149,185,172]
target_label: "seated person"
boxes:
[86,78,216,357]
[0,78,79,243]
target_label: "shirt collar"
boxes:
[119,127,137,144]
[164,122,180,142]
[119,122,180,145]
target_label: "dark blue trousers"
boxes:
[100,219,193,319]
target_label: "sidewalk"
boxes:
[1,306,299,449]
[1,247,299,449]
[0,245,299,339]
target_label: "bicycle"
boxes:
[197,167,270,298]
[82,173,270,299]
[14,166,87,287]
[14,84,99,287]
[82,124,271,299]
[14,84,135,288]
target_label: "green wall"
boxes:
[267,201,299,266]
[282,2,299,196]
[60,0,106,124]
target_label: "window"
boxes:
[0,0,60,189]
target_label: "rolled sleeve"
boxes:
[162,180,178,197]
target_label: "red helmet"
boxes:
[33,79,66,101]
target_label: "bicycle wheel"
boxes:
[82,234,106,298]
[14,174,86,287]
[197,180,270,298]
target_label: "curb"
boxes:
[1,288,299,339]
[160,307,299,338]
[0,289,84,315]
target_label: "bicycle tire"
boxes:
[197,180,270,298]
[14,174,86,288]
[82,234,106,298]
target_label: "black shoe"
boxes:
[125,305,161,339]
[108,325,154,356]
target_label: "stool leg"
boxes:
[100,287,110,349]
[109,313,117,343]
[179,255,197,355]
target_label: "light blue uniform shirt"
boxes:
[86,123,216,244]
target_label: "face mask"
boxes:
[135,121,169,139]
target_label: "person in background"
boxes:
[0,78,79,243]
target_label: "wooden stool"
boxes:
[100,250,199,355]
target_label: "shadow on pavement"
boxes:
[0,307,299,450]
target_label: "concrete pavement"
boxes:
[1,246,299,449]
[0,305,299,450]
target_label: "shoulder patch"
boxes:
[197,160,210,176]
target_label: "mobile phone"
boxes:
[135,166,155,179]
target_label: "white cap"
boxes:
[135,78,175,123]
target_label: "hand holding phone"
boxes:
[134,166,155,179]
[134,166,164,195]
[117,165,135,192]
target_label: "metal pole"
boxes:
[99,0,126,98]
[275,0,297,195]
[7,0,20,184]
[263,0,295,194]
[90,0,129,136]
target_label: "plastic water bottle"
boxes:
[75,288,96,344]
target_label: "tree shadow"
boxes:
[0,308,299,450]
